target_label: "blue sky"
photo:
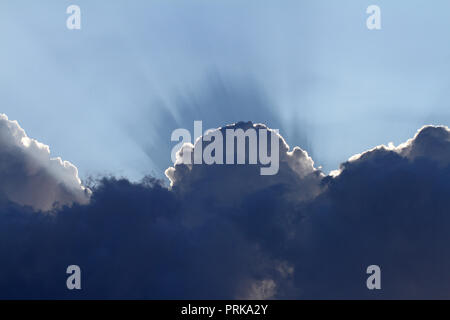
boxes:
[1,0,449,181]
[2,1,450,299]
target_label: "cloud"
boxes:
[0,116,450,299]
[165,121,322,199]
[297,125,450,298]
[331,125,450,177]
[398,125,450,165]
[125,73,313,177]
[0,114,90,211]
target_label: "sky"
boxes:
[1,1,450,299]
[1,0,450,181]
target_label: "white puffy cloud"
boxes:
[165,122,324,202]
[397,125,450,165]
[0,114,90,211]
[331,125,450,177]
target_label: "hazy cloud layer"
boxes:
[0,116,449,299]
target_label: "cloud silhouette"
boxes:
[0,116,449,299]
[0,114,90,211]
[298,125,450,298]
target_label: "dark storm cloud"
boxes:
[296,126,450,299]
[0,118,450,299]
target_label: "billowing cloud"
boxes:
[126,73,313,178]
[296,125,450,298]
[0,117,449,299]
[398,125,450,165]
[165,122,323,200]
[0,114,90,211]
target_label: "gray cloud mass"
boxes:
[0,114,90,211]
[0,114,449,299]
